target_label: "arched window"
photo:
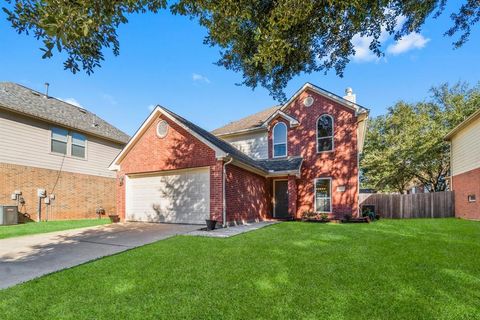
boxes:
[273,122,287,157]
[317,115,333,152]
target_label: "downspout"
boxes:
[222,156,234,228]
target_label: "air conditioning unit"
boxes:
[0,206,18,225]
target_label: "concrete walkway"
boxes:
[0,222,199,289]
[187,221,279,238]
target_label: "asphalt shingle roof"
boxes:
[257,157,303,172]
[0,82,129,144]
[161,106,302,174]
[211,105,281,136]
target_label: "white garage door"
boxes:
[126,167,210,224]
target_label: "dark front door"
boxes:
[274,180,289,218]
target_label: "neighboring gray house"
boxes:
[0,82,129,221]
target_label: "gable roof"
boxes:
[0,82,129,144]
[211,105,281,136]
[110,106,302,176]
[212,82,369,137]
[444,108,480,140]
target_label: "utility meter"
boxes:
[37,189,46,198]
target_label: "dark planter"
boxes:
[205,219,217,230]
[109,215,120,223]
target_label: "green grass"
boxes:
[1,219,480,319]
[0,219,110,239]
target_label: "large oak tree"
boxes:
[3,1,479,100]
[360,82,480,194]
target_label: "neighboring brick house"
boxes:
[111,83,369,225]
[0,82,129,221]
[445,108,480,220]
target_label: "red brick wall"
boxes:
[210,160,224,222]
[452,167,480,220]
[116,114,220,221]
[0,162,116,221]
[268,89,359,219]
[225,164,270,223]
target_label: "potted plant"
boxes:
[205,219,217,230]
[108,214,120,223]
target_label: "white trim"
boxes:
[445,108,480,140]
[214,127,267,138]
[273,179,289,218]
[272,122,288,158]
[316,114,334,153]
[262,110,299,128]
[109,106,227,170]
[50,126,88,160]
[280,83,367,114]
[314,177,332,213]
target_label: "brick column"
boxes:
[210,160,224,223]
[288,175,298,219]
[116,171,126,221]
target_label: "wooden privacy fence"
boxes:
[359,191,455,219]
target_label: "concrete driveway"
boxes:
[0,222,199,289]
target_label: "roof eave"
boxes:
[213,126,267,138]
[0,104,128,145]
[444,108,480,140]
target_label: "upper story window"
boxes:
[51,127,68,155]
[51,127,87,159]
[317,115,334,152]
[71,133,86,158]
[273,122,287,157]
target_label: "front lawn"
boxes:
[0,219,110,240]
[1,219,479,319]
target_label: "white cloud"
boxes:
[192,73,210,84]
[351,34,381,62]
[351,14,429,63]
[386,32,430,55]
[101,93,117,105]
[148,104,156,111]
[60,98,83,108]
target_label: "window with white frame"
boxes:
[315,178,331,212]
[71,132,86,158]
[273,122,287,157]
[51,127,68,155]
[51,128,87,158]
[317,115,333,152]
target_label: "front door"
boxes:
[274,180,289,218]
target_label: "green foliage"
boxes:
[3,0,166,74]
[361,82,480,193]
[3,1,480,100]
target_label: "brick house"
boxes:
[0,82,129,221]
[111,83,369,226]
[445,108,480,220]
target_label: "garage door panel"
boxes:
[126,168,210,224]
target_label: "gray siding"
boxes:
[0,109,123,178]
[222,131,268,159]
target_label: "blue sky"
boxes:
[1,2,479,136]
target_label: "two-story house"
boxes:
[0,82,129,221]
[110,83,369,225]
[445,108,480,220]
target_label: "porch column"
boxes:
[288,176,298,219]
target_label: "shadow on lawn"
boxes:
[0,221,479,319]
